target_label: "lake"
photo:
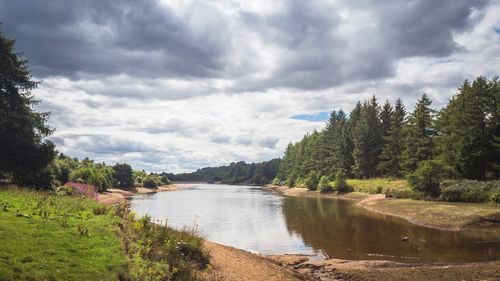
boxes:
[130,184,500,263]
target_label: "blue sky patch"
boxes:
[494,27,500,34]
[291,111,330,122]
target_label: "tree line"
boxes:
[167,159,281,185]
[277,77,499,195]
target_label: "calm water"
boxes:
[130,184,500,263]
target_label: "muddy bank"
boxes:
[264,185,500,231]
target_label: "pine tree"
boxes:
[402,94,436,173]
[351,97,382,178]
[378,98,406,177]
[436,77,499,179]
[0,27,55,188]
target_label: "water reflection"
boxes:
[281,196,500,262]
[130,184,500,263]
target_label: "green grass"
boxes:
[0,187,209,281]
[344,178,411,197]
[0,188,126,281]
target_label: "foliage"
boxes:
[168,159,280,185]
[118,204,209,280]
[402,94,436,173]
[378,98,406,177]
[58,182,98,199]
[318,175,332,192]
[435,77,500,179]
[68,165,114,192]
[142,175,159,188]
[407,160,444,197]
[440,180,500,203]
[113,163,134,188]
[0,28,56,189]
[304,171,319,191]
[272,177,281,185]
[334,170,348,192]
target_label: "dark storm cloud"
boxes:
[0,0,229,79]
[234,0,489,91]
[0,0,491,94]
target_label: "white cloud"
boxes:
[1,0,497,172]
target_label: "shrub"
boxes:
[304,172,319,191]
[407,160,443,197]
[296,176,306,188]
[385,187,409,198]
[440,180,500,203]
[285,175,295,187]
[61,182,98,199]
[272,177,280,185]
[334,170,348,192]
[318,176,332,192]
[142,176,159,188]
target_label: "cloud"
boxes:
[0,0,230,79]
[1,0,498,172]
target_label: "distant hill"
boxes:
[167,159,281,185]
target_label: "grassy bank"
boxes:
[0,187,208,281]
[0,188,126,280]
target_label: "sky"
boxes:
[1,0,499,173]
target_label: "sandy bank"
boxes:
[97,183,193,204]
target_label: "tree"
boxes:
[351,96,383,178]
[113,163,134,187]
[436,77,499,179]
[318,175,332,192]
[334,170,348,192]
[0,27,55,188]
[407,160,443,197]
[378,98,406,177]
[402,94,436,173]
[304,171,319,191]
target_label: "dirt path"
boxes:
[201,241,308,281]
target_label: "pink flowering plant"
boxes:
[59,182,98,199]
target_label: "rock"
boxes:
[401,236,408,241]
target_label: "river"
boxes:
[130,184,500,263]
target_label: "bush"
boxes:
[285,175,295,187]
[142,176,159,188]
[296,176,306,188]
[58,182,98,199]
[407,160,443,197]
[272,177,281,185]
[318,176,332,192]
[385,187,409,198]
[334,170,348,192]
[304,172,319,191]
[440,180,500,203]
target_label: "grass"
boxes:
[0,187,209,281]
[366,198,500,230]
[0,188,126,281]
[344,178,413,198]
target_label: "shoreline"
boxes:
[96,183,194,205]
[98,183,500,281]
[263,184,500,231]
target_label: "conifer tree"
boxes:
[402,94,436,173]
[436,77,499,179]
[378,98,406,177]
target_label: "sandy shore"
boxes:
[96,183,194,205]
